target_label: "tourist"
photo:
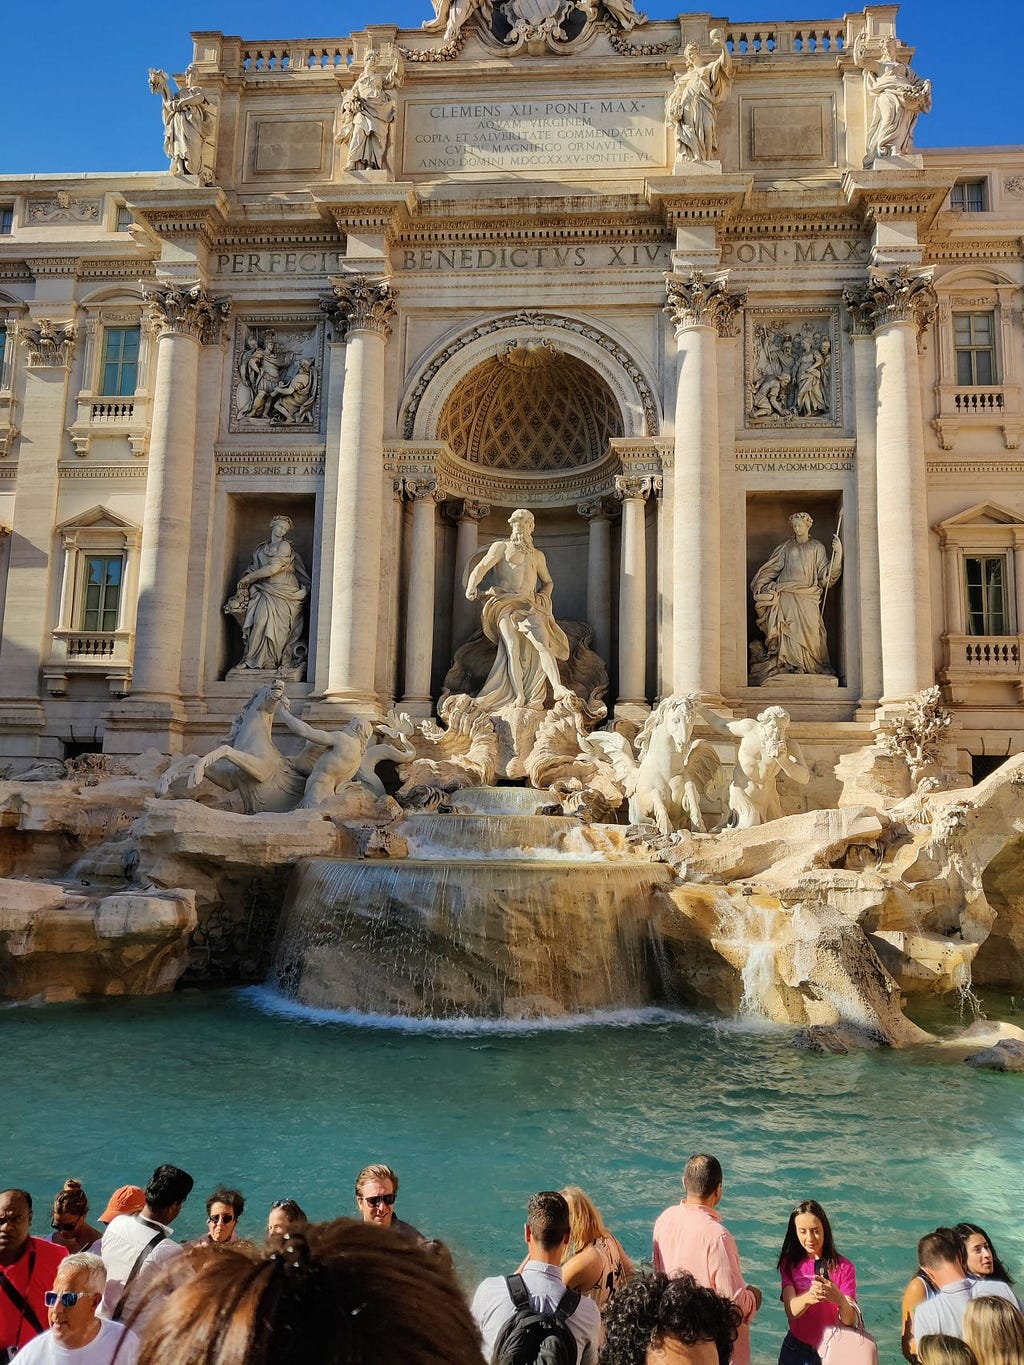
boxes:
[0,1189,67,1357]
[917,1337,978,1365]
[99,1164,193,1322]
[12,1253,139,1364]
[47,1182,103,1256]
[266,1199,307,1239]
[962,1296,1024,1365]
[954,1224,1020,1307]
[188,1189,245,1248]
[652,1154,762,1365]
[96,1188,145,1227]
[776,1199,859,1365]
[470,1190,601,1364]
[902,1250,941,1361]
[911,1229,1018,1350]
[354,1164,424,1244]
[560,1186,633,1313]
[137,1220,486,1364]
[600,1269,742,1365]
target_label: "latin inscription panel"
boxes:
[402,96,668,174]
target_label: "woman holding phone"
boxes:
[778,1199,859,1365]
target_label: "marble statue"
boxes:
[224,516,310,675]
[269,359,318,424]
[148,67,215,183]
[276,704,416,806]
[665,31,733,164]
[583,694,720,835]
[422,0,493,43]
[698,702,810,828]
[854,33,932,165]
[750,512,842,681]
[749,325,833,422]
[338,50,404,173]
[464,509,572,710]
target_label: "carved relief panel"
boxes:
[744,310,841,429]
[229,316,325,434]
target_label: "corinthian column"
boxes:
[577,498,613,667]
[449,498,490,650]
[318,277,398,713]
[129,283,229,704]
[400,477,443,715]
[664,270,745,700]
[844,268,937,703]
[614,476,652,712]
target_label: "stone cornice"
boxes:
[646,177,751,227]
[25,257,83,279]
[123,188,231,253]
[311,185,414,238]
[925,238,1024,264]
[842,170,955,237]
[79,258,160,280]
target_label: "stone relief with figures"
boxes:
[231,321,324,433]
[745,311,841,428]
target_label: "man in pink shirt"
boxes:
[652,1154,762,1365]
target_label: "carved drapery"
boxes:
[322,277,399,338]
[842,266,937,337]
[19,321,76,368]
[664,270,746,336]
[143,282,230,344]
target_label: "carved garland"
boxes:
[401,309,659,438]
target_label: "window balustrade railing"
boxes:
[945,634,1022,674]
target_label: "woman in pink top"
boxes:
[777,1199,859,1365]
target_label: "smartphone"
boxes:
[814,1257,830,1281]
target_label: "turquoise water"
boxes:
[5,987,1023,1365]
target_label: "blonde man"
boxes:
[354,1165,424,1245]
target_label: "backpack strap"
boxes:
[556,1286,581,1318]
[111,1223,167,1323]
[505,1275,531,1311]
[0,1246,43,1341]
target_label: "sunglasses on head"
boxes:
[45,1291,92,1308]
[361,1193,396,1207]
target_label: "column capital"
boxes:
[18,320,76,368]
[444,497,490,524]
[577,497,612,521]
[322,276,399,338]
[842,266,937,338]
[397,475,444,503]
[664,269,745,337]
[614,475,654,501]
[143,281,230,344]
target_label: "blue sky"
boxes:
[1,0,1021,174]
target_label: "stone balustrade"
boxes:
[941,633,1024,703]
[724,21,846,55]
[240,42,355,74]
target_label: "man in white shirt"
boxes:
[99,1164,193,1323]
[13,1253,139,1364]
[471,1191,601,1365]
[912,1228,1019,1349]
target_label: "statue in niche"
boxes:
[422,0,493,43]
[854,32,932,165]
[697,702,810,828]
[148,67,215,183]
[464,509,573,711]
[224,516,310,676]
[338,49,404,173]
[750,512,842,683]
[665,30,733,164]
[749,324,833,423]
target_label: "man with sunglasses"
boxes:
[354,1165,425,1245]
[12,1253,138,1364]
[0,1189,66,1360]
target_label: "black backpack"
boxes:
[491,1274,582,1365]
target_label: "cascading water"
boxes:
[713,895,782,1017]
[271,798,674,1019]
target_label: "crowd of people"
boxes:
[1,1155,1021,1365]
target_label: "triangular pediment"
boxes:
[55,505,138,534]
[935,501,1024,531]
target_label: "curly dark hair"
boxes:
[601,1270,742,1365]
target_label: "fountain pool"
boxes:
[5,988,1023,1365]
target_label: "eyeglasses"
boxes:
[44,1292,92,1308]
[50,1220,80,1233]
[208,1214,235,1224]
[360,1193,396,1208]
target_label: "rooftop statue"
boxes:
[224,516,310,678]
[465,509,573,711]
[854,32,932,164]
[148,67,215,183]
[338,49,405,173]
[666,30,734,164]
[422,0,493,44]
[750,512,842,683]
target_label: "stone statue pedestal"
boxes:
[756,673,838,698]
[869,153,924,171]
[225,663,305,685]
[490,705,545,781]
[672,157,722,177]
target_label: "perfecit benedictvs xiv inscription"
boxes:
[403,97,667,173]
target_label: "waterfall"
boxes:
[714,896,781,1017]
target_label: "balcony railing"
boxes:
[941,633,1024,703]
[44,629,133,696]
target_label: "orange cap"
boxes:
[98,1185,145,1223]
